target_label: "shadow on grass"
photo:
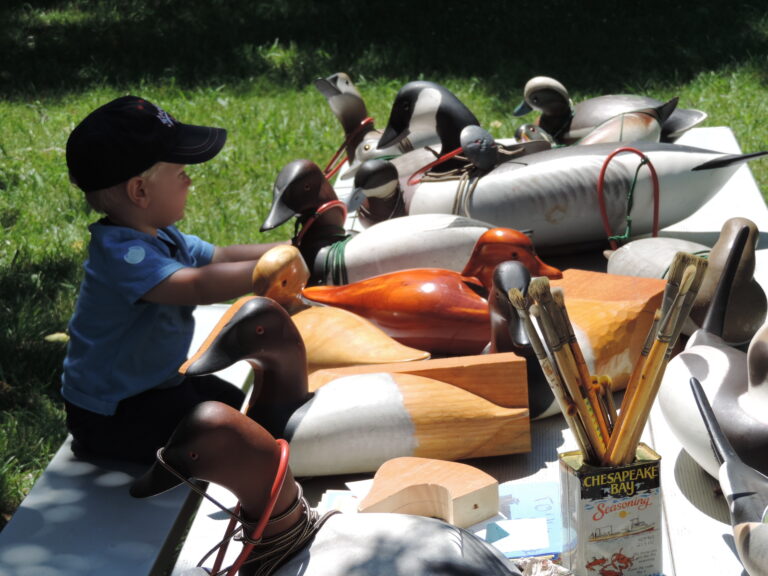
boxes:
[1,0,767,99]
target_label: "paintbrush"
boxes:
[509,289,595,461]
[605,263,698,466]
[528,279,607,461]
[550,286,612,443]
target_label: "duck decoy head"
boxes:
[460,125,498,172]
[180,296,305,377]
[461,228,562,290]
[252,244,311,314]
[377,80,479,152]
[314,72,369,135]
[131,401,284,498]
[488,260,532,354]
[691,217,767,345]
[348,158,400,212]
[513,76,573,118]
[514,123,556,144]
[261,159,339,231]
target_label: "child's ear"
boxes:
[126,176,150,208]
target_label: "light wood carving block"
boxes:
[358,456,499,528]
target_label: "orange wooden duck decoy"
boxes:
[302,228,563,355]
[252,244,430,372]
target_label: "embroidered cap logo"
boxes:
[154,105,176,128]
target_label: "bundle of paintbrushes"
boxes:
[510,251,708,466]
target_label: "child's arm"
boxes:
[142,241,288,306]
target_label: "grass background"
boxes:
[1,0,767,530]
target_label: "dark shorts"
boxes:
[64,374,246,464]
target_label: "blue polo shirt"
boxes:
[61,221,215,415]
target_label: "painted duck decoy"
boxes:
[658,225,768,477]
[513,75,708,144]
[261,158,552,286]
[130,401,522,576]
[252,244,430,373]
[689,376,768,576]
[301,235,562,356]
[396,140,767,253]
[376,80,481,168]
[314,72,442,186]
[607,217,766,345]
[178,296,530,476]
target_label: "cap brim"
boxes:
[130,459,184,498]
[164,124,227,165]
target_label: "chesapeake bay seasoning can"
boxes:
[559,443,662,576]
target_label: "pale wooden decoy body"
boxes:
[177,296,530,476]
[130,401,522,576]
[690,377,768,576]
[252,244,430,373]
[659,225,768,476]
[513,75,707,144]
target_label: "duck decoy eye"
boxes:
[281,279,288,287]
[255,325,265,335]
[303,184,311,191]
[189,451,199,461]
[364,144,372,151]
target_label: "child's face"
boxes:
[145,162,191,227]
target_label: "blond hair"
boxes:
[81,163,163,214]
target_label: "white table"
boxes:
[172,127,766,576]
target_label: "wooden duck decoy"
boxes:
[130,401,523,576]
[658,225,768,477]
[179,296,530,476]
[376,80,481,169]
[301,233,562,355]
[398,140,767,253]
[606,217,767,345]
[261,158,552,286]
[314,72,441,183]
[513,75,708,144]
[252,244,430,373]
[690,376,768,576]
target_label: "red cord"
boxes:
[596,146,660,251]
[294,200,348,245]
[217,438,291,575]
[407,146,464,186]
[324,117,375,179]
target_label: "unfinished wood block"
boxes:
[358,457,499,528]
[307,351,528,408]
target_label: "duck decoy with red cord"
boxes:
[130,401,523,576]
[261,158,551,286]
[513,75,708,144]
[177,296,530,476]
[689,376,768,576]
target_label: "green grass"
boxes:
[2,0,768,531]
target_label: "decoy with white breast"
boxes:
[261,158,552,285]
[178,296,530,476]
[398,140,767,253]
[658,225,768,477]
[689,376,768,576]
[513,75,708,144]
[130,401,523,576]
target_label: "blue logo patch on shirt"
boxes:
[124,245,146,264]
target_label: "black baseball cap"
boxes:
[66,95,227,193]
